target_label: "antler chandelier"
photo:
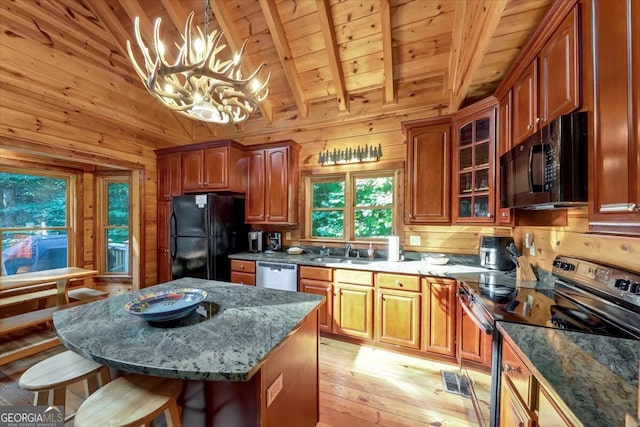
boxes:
[126,0,269,124]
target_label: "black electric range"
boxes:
[459,257,640,339]
[457,256,640,427]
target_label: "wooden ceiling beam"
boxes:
[449,0,508,111]
[315,0,349,113]
[208,0,275,124]
[259,0,309,118]
[380,0,396,105]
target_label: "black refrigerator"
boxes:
[171,194,249,281]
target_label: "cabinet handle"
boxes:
[600,203,640,213]
[527,124,533,130]
[503,364,520,373]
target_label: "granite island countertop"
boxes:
[53,278,324,381]
[498,322,639,426]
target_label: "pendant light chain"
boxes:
[204,0,210,39]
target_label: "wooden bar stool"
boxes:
[18,350,110,421]
[75,373,183,427]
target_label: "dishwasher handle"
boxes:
[257,261,296,271]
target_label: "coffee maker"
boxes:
[267,232,282,251]
[479,236,515,270]
[248,231,266,253]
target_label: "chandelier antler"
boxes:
[126,6,269,124]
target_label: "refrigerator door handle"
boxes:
[169,211,177,259]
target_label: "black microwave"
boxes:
[500,112,588,209]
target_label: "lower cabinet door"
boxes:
[500,375,536,427]
[334,284,374,340]
[376,289,421,349]
[422,278,456,356]
[231,271,255,286]
[300,279,333,332]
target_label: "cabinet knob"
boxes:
[204,181,208,185]
[240,265,245,270]
[629,203,640,213]
[527,124,533,130]
[501,211,508,217]
[503,364,520,373]
[395,280,403,287]
[535,117,541,124]
[408,214,413,219]
[487,213,493,218]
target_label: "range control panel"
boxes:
[552,256,640,308]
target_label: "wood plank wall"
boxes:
[515,208,640,273]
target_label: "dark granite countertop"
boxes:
[230,251,492,278]
[498,322,639,426]
[53,278,324,381]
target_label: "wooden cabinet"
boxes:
[422,278,456,357]
[457,291,492,367]
[230,259,256,286]
[512,6,580,146]
[453,99,497,223]
[499,340,536,427]
[333,269,374,340]
[181,142,245,193]
[299,266,333,332]
[497,91,515,226]
[502,338,534,409]
[157,153,182,283]
[512,61,538,145]
[537,385,572,427]
[589,0,640,234]
[375,273,421,349]
[157,153,181,202]
[500,375,536,427]
[402,117,452,224]
[246,141,300,225]
[157,202,172,284]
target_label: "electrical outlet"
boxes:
[266,373,283,407]
[285,231,291,240]
[409,235,421,246]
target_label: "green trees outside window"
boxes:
[0,171,70,275]
[309,172,394,240]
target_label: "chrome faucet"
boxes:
[344,241,353,258]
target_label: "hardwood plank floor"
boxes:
[0,332,487,426]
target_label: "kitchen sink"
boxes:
[341,259,371,265]
[310,257,345,263]
[310,256,371,265]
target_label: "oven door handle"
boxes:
[458,290,494,335]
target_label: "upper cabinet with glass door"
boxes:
[453,99,497,223]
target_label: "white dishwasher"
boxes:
[256,261,298,292]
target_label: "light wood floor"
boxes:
[1,333,488,426]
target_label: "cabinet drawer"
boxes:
[334,269,373,286]
[502,339,533,409]
[376,273,420,291]
[231,260,256,273]
[299,266,332,281]
[231,271,255,286]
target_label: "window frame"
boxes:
[95,172,132,278]
[304,168,400,242]
[0,166,78,276]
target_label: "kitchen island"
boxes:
[53,278,325,427]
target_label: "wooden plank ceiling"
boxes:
[1,0,553,149]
